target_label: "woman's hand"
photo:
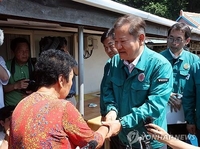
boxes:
[146,123,170,144]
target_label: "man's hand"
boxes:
[168,93,182,112]
[102,120,121,138]
[105,110,117,121]
[14,79,29,90]
[101,110,118,138]
[187,124,196,135]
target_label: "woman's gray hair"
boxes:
[0,29,4,46]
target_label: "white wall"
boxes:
[74,34,109,94]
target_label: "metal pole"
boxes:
[78,26,84,115]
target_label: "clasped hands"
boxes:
[101,110,121,139]
[168,92,182,112]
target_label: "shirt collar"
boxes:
[169,48,183,59]
[124,49,143,66]
[123,50,143,73]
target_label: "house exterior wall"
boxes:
[74,34,108,94]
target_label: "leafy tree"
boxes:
[142,2,167,17]
[112,0,200,20]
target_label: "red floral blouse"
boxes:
[9,92,103,149]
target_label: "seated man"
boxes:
[3,37,35,106]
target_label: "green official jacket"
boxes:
[100,46,173,148]
[160,49,199,94]
[182,61,200,129]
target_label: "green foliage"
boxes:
[142,2,167,17]
[112,0,199,20]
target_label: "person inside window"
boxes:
[4,37,35,106]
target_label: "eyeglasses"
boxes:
[167,37,184,44]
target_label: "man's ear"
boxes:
[139,34,145,45]
[185,37,190,45]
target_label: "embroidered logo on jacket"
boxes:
[157,78,169,82]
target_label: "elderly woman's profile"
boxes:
[9,49,109,149]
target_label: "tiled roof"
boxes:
[177,10,200,29]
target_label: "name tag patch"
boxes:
[157,78,169,82]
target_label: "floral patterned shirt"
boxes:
[9,92,103,149]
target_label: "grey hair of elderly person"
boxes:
[0,29,4,46]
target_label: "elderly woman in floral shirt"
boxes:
[9,49,109,149]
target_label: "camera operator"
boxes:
[3,37,35,106]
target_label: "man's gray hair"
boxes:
[0,29,4,46]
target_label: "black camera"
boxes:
[26,80,37,91]
[20,80,37,94]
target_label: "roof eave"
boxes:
[73,0,200,35]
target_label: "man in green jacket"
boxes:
[101,28,123,149]
[182,61,200,146]
[160,22,199,141]
[100,27,118,116]
[101,14,173,149]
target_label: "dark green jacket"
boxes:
[160,49,199,94]
[183,61,200,129]
[100,46,173,148]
